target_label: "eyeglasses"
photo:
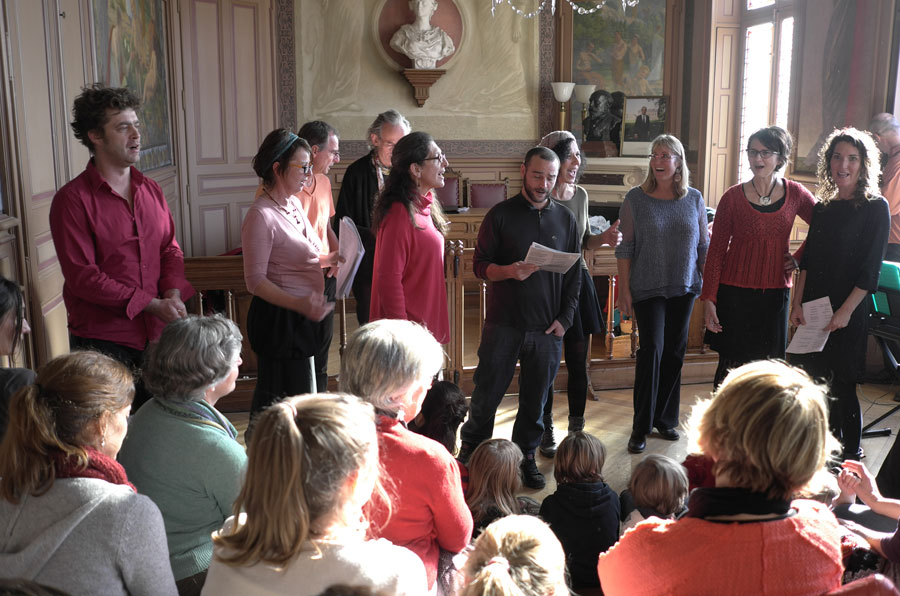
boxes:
[423,152,447,164]
[328,150,340,160]
[289,162,313,174]
[746,149,779,159]
[649,152,676,161]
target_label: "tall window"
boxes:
[737,1,794,181]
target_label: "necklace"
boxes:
[263,188,302,225]
[751,178,777,206]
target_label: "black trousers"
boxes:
[630,293,695,437]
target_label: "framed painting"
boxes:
[569,0,666,142]
[91,0,173,171]
[792,0,893,175]
[621,96,666,157]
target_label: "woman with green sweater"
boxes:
[119,315,247,596]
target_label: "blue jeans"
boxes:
[460,323,563,454]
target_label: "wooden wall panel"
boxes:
[193,0,226,163]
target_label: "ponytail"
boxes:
[0,352,134,503]
[213,394,381,568]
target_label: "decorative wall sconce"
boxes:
[551,82,575,130]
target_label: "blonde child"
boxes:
[539,431,619,590]
[466,439,539,535]
[621,454,689,531]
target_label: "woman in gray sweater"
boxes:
[0,351,176,596]
[616,134,708,455]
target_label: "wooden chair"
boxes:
[435,169,463,211]
[466,178,509,209]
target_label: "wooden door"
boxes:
[177,0,277,256]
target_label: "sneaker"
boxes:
[457,441,475,466]
[521,452,546,489]
[539,415,557,458]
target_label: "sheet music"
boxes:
[786,297,833,354]
[336,217,364,299]
[524,242,580,274]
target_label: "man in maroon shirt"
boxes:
[50,85,194,407]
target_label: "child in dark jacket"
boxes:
[620,454,689,531]
[539,431,620,590]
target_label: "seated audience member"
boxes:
[836,460,900,580]
[681,452,715,493]
[466,439,539,536]
[620,454,688,531]
[0,277,34,440]
[408,380,467,456]
[341,319,473,594]
[118,315,247,595]
[203,394,426,596]
[597,360,844,595]
[0,352,177,595]
[459,515,569,596]
[539,431,619,590]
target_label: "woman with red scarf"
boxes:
[0,351,176,595]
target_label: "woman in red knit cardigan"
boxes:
[701,126,816,387]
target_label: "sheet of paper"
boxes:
[786,297,833,354]
[523,242,580,274]
[336,217,364,299]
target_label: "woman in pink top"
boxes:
[370,132,451,343]
[242,129,334,418]
[701,126,816,387]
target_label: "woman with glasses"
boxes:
[701,126,816,387]
[790,128,889,461]
[371,132,451,343]
[242,129,334,417]
[616,134,708,454]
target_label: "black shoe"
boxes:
[520,452,546,489]
[655,426,680,441]
[627,434,646,454]
[539,418,557,458]
[457,441,476,466]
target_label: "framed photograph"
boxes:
[621,96,666,157]
[569,1,666,141]
[791,0,893,175]
[91,0,173,171]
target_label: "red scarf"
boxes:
[51,446,136,492]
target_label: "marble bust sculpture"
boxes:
[390,0,455,69]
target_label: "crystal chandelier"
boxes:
[490,0,639,18]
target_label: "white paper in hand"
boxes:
[786,297,833,354]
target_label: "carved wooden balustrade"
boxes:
[183,240,714,410]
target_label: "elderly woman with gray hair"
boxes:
[341,318,472,595]
[119,314,247,596]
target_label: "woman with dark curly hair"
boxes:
[370,131,450,343]
[789,127,890,460]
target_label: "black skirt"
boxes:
[575,266,606,336]
[704,284,789,362]
[247,295,322,360]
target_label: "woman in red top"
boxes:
[370,132,451,343]
[701,126,816,386]
[341,319,473,594]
